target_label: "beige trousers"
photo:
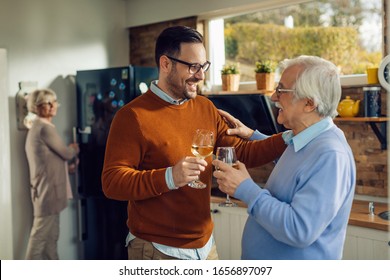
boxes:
[127,237,219,260]
[25,214,60,260]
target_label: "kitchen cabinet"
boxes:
[211,200,390,260]
[210,202,248,260]
[342,225,390,260]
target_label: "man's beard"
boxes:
[166,68,199,100]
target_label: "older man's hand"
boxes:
[218,109,254,139]
[212,159,251,196]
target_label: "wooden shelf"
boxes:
[334,117,388,150]
[341,83,383,90]
[334,117,388,122]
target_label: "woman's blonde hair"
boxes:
[27,89,57,114]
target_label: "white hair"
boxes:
[279,55,341,118]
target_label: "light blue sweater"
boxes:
[235,118,356,259]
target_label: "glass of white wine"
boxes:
[189,129,214,189]
[215,147,238,207]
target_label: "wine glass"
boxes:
[189,129,214,189]
[215,147,238,207]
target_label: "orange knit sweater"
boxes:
[102,90,286,248]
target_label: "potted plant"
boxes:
[254,60,277,91]
[221,63,240,91]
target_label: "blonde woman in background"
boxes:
[24,89,79,259]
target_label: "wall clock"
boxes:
[378,54,390,91]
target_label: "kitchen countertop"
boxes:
[348,200,389,231]
[211,195,247,208]
[211,192,389,231]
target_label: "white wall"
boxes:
[0,0,129,260]
[0,49,13,259]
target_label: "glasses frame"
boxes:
[274,85,296,98]
[166,55,211,74]
[38,100,58,108]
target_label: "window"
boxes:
[206,0,383,88]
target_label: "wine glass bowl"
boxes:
[189,129,214,189]
[215,147,238,207]
[191,144,213,159]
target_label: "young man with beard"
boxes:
[102,26,286,260]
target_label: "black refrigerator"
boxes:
[75,66,158,260]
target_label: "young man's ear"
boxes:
[159,55,171,73]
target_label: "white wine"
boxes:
[215,162,238,171]
[191,145,213,158]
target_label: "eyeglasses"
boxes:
[39,100,58,108]
[166,55,211,74]
[274,85,296,98]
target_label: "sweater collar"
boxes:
[150,80,189,105]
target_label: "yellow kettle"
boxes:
[337,96,361,118]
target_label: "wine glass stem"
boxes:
[197,156,204,180]
[226,194,231,203]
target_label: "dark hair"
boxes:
[155,26,203,68]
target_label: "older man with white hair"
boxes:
[214,55,356,260]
